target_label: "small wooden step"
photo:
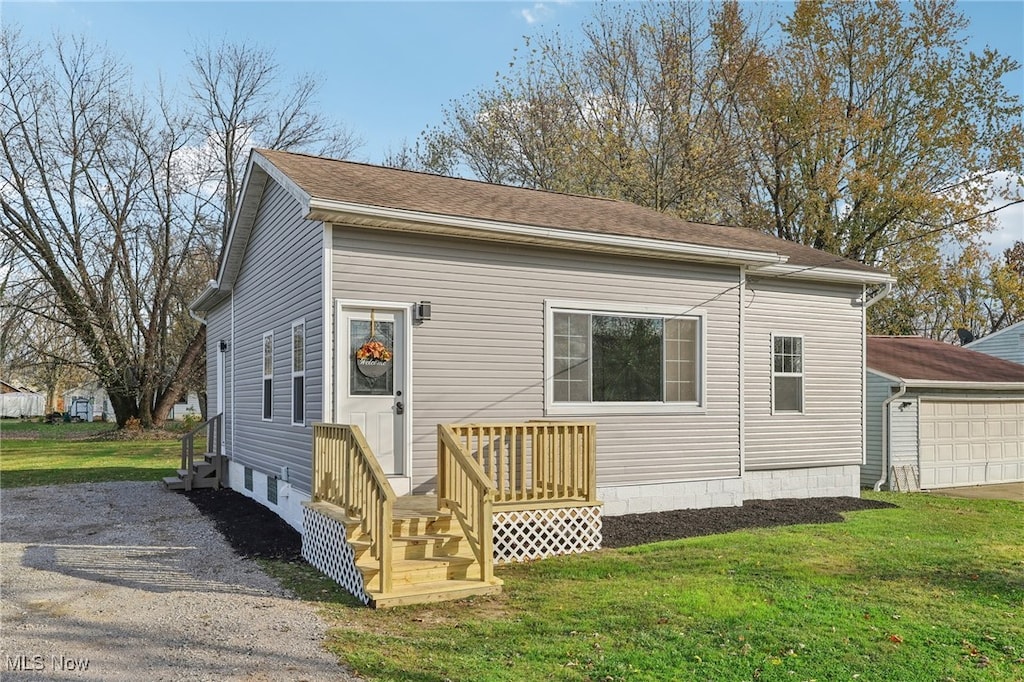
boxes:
[369,578,502,609]
[162,476,185,490]
[361,556,477,589]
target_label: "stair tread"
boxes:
[392,533,462,542]
[368,578,502,608]
[302,501,360,526]
[362,556,474,571]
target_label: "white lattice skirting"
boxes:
[301,505,369,605]
[493,505,602,564]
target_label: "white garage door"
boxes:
[919,399,1024,488]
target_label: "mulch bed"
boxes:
[183,487,895,559]
[185,488,304,561]
[601,496,895,548]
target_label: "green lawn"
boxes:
[2,431,1020,680]
[272,492,1023,682]
[0,425,181,487]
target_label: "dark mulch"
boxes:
[601,496,896,548]
[184,487,304,561]
[183,488,896,559]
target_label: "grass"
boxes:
[0,422,181,487]
[2,431,1020,680]
[273,493,1023,682]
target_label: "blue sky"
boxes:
[3,0,1022,249]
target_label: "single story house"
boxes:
[61,383,115,422]
[188,149,894,606]
[865,336,1024,491]
[965,321,1024,365]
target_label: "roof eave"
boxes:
[308,198,788,268]
[866,371,1024,391]
[189,280,230,313]
[751,262,895,285]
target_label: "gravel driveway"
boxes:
[0,481,358,681]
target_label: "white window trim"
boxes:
[544,299,707,416]
[262,331,273,422]
[770,332,805,415]
[291,319,306,426]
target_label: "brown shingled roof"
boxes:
[867,336,1024,383]
[256,149,885,275]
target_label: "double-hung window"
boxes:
[772,334,804,413]
[262,332,274,421]
[547,301,703,414]
[291,320,305,425]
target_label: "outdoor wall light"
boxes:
[414,301,432,321]
[899,401,912,410]
[219,340,228,353]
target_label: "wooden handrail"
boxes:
[437,424,496,583]
[312,423,395,593]
[180,413,223,492]
[445,422,597,508]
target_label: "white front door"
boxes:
[338,306,407,476]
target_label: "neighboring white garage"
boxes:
[864,336,1024,492]
[918,399,1023,487]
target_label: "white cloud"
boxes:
[521,3,554,25]
[982,171,1024,258]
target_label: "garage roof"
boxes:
[867,335,1024,385]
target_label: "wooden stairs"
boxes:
[162,453,225,491]
[307,495,502,608]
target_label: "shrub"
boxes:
[181,411,202,431]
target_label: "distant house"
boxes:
[62,382,200,422]
[184,149,895,607]
[61,383,115,422]
[965,321,1024,366]
[865,336,1024,491]
[0,381,45,418]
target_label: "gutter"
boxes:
[875,382,908,491]
[857,281,894,307]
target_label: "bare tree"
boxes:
[1,28,362,427]
[188,39,362,241]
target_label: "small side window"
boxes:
[291,320,305,425]
[772,334,804,413]
[262,332,274,421]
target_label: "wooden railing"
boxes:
[437,425,496,583]
[180,413,223,491]
[443,422,597,510]
[312,423,395,593]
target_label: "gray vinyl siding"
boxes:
[332,225,742,490]
[863,371,895,487]
[744,278,865,470]
[967,324,1024,365]
[206,307,233,448]
[888,394,919,469]
[222,181,324,493]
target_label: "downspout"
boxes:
[738,266,746,481]
[875,383,907,491]
[858,280,895,492]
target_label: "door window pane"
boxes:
[350,319,394,396]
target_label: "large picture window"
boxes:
[262,331,273,421]
[772,334,804,413]
[548,302,702,413]
[291,320,305,425]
